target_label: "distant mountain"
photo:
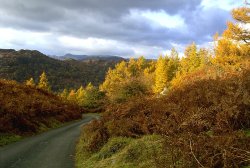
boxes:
[0,49,124,91]
[50,53,125,62]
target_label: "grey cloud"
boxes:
[180,7,230,43]
[0,0,235,57]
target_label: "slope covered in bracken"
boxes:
[0,79,82,135]
[78,59,250,167]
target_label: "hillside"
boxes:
[77,60,250,167]
[0,79,82,137]
[0,49,123,91]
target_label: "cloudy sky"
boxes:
[0,0,244,58]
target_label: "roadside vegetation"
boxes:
[0,76,82,146]
[76,135,165,168]
[0,5,249,167]
[76,6,250,168]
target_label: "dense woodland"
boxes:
[0,49,123,91]
[0,5,249,168]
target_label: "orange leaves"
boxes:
[0,79,81,135]
[80,56,250,167]
[232,7,250,24]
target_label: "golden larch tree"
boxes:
[38,72,50,91]
[153,55,168,94]
[25,77,36,87]
[223,6,250,44]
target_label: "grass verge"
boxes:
[76,134,164,168]
[0,134,22,146]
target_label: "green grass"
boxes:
[76,135,165,168]
[0,134,22,146]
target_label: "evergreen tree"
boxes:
[38,72,50,91]
[25,77,36,87]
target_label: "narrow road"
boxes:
[0,114,98,168]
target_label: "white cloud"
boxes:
[126,9,186,29]
[201,0,243,11]
[0,28,52,49]
[59,36,118,49]
[58,35,171,58]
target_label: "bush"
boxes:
[79,59,250,167]
[0,79,82,135]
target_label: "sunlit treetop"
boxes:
[223,6,250,44]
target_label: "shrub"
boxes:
[0,79,82,135]
[80,59,250,167]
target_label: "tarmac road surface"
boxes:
[0,114,98,168]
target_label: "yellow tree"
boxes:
[213,6,250,68]
[223,6,250,44]
[137,56,147,71]
[86,82,94,91]
[38,72,50,91]
[67,89,77,102]
[127,58,138,76]
[198,48,211,67]
[76,86,86,105]
[167,48,180,82]
[84,82,103,108]
[60,89,69,100]
[100,61,129,98]
[171,45,205,88]
[25,77,36,87]
[153,55,168,94]
[213,38,243,67]
[127,56,147,77]
[181,43,201,73]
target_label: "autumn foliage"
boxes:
[0,79,82,135]
[79,7,250,167]
[81,59,250,166]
